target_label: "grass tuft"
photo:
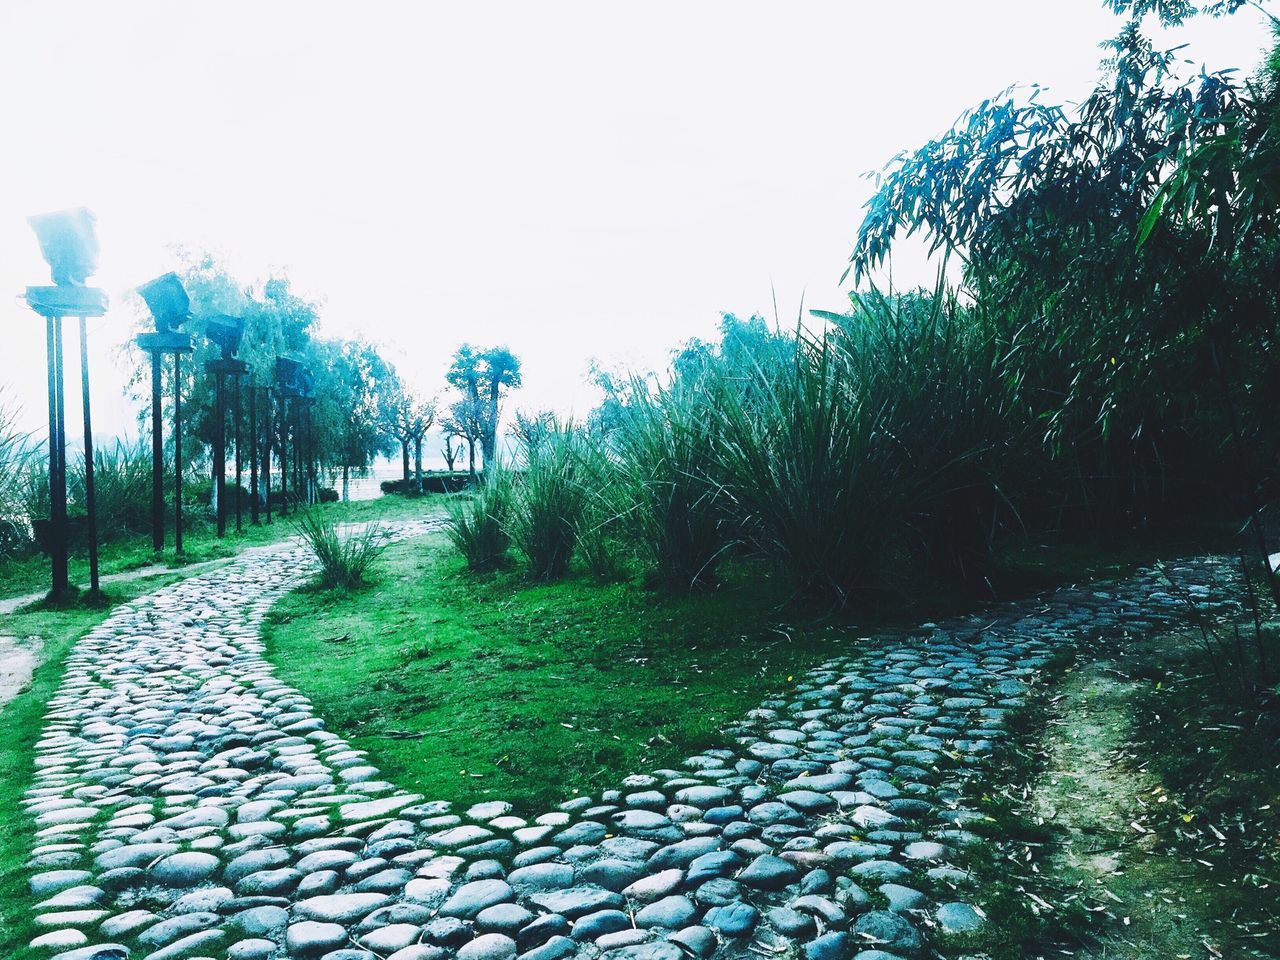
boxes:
[294,510,390,589]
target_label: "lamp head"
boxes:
[28,207,100,286]
[206,314,245,360]
[274,356,303,394]
[137,273,190,331]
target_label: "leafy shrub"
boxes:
[381,474,471,495]
[444,471,513,571]
[294,510,389,589]
[509,425,585,580]
[318,486,339,503]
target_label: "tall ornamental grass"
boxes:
[445,471,513,571]
[510,425,585,580]
[574,439,628,582]
[0,392,37,557]
[708,330,907,602]
[612,377,731,589]
[70,439,153,542]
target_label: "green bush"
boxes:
[294,510,389,589]
[509,426,585,580]
[444,471,513,571]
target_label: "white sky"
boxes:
[0,1,1273,441]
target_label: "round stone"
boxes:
[151,851,221,887]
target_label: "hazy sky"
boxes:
[1,2,1273,441]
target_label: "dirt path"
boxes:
[1032,655,1278,959]
[0,634,41,713]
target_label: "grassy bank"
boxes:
[0,580,186,959]
[261,520,1245,816]
[0,493,443,600]
[262,532,855,813]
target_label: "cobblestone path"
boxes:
[20,524,1241,960]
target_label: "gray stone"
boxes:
[571,909,631,941]
[851,911,923,954]
[295,893,393,924]
[150,851,220,887]
[703,901,758,937]
[935,901,985,933]
[634,895,696,929]
[529,886,624,919]
[441,879,515,918]
[738,854,802,890]
[287,921,348,956]
[458,933,518,960]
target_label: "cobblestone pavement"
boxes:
[20,524,1241,960]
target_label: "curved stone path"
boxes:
[20,524,1242,960]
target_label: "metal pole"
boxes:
[45,316,68,596]
[78,318,99,595]
[249,385,259,524]
[306,402,315,505]
[234,376,243,532]
[150,349,164,553]
[278,391,288,517]
[174,353,184,556]
[215,372,227,537]
[50,320,67,593]
[264,388,273,524]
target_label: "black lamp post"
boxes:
[296,366,317,505]
[274,357,302,515]
[135,272,192,555]
[204,316,248,538]
[24,207,108,599]
[259,383,273,524]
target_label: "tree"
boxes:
[323,340,399,500]
[442,396,484,482]
[409,398,438,493]
[445,345,522,479]
[382,388,434,486]
[511,409,556,454]
[848,15,1280,534]
[441,432,462,473]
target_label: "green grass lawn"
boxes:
[263,534,856,814]
[0,578,188,959]
[0,493,445,600]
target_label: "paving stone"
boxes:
[16,522,1220,960]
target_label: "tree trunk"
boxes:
[401,440,410,481]
[342,464,350,502]
[480,430,497,479]
[467,438,476,482]
[414,437,423,494]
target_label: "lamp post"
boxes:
[24,208,108,599]
[296,366,317,505]
[260,384,273,524]
[204,316,247,538]
[248,381,259,525]
[274,357,302,515]
[135,272,192,555]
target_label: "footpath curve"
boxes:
[20,521,1240,960]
